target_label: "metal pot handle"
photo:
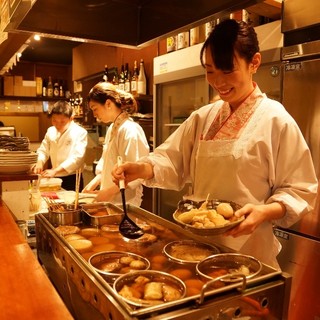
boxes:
[197,273,247,305]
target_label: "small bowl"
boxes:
[89,251,150,283]
[196,253,262,283]
[113,270,186,307]
[81,202,123,227]
[163,240,220,264]
[48,203,82,226]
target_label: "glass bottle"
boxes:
[137,59,147,95]
[47,76,53,97]
[124,63,131,93]
[131,60,138,95]
[118,64,125,91]
[112,67,119,89]
[102,65,109,82]
[42,78,47,97]
[53,81,59,97]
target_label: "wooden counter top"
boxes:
[0,200,73,320]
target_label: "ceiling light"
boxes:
[34,34,41,41]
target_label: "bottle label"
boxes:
[138,81,146,95]
[124,81,130,93]
[177,32,189,50]
[190,27,199,46]
[131,80,137,93]
[167,36,176,52]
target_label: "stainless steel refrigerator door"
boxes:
[153,75,211,219]
[282,58,320,180]
[282,58,320,240]
[275,229,320,320]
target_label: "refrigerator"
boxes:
[274,39,320,320]
[153,43,213,220]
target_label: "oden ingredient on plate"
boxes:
[176,201,235,228]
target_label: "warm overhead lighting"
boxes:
[34,34,41,41]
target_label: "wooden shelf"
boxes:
[0,96,66,101]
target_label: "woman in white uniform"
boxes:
[82,82,149,206]
[112,19,318,268]
[34,100,88,190]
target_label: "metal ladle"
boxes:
[117,156,144,239]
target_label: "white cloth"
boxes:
[37,121,88,176]
[142,86,318,269]
[99,117,150,206]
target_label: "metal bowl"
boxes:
[173,199,244,236]
[196,253,262,283]
[81,202,123,227]
[89,251,150,283]
[113,270,186,307]
[48,204,82,226]
[163,240,220,264]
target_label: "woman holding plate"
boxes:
[112,19,318,269]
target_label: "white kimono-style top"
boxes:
[142,85,318,268]
[98,115,150,206]
[37,121,88,176]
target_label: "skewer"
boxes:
[43,197,62,211]
[74,169,81,209]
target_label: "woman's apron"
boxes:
[191,97,281,269]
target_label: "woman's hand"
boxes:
[225,202,286,237]
[41,169,58,178]
[33,162,43,174]
[112,161,154,186]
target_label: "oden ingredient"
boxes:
[216,202,234,218]
[177,201,235,228]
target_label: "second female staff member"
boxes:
[33,101,88,190]
[112,19,318,269]
[82,82,149,206]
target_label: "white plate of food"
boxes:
[173,199,244,236]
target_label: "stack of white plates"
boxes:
[0,151,38,174]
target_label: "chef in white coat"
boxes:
[82,82,149,206]
[34,100,87,190]
[112,19,318,269]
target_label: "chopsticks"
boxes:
[74,169,81,209]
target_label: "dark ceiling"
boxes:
[21,37,81,65]
[5,0,266,66]
[17,0,261,45]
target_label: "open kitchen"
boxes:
[0,1,319,319]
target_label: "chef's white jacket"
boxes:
[141,86,318,268]
[98,118,150,206]
[37,121,88,176]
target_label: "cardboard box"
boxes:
[14,76,23,86]
[3,76,14,96]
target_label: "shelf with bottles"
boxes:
[103,59,150,97]
[0,95,67,101]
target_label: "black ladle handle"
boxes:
[117,156,144,239]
